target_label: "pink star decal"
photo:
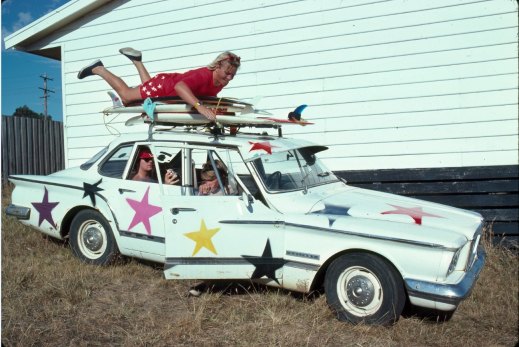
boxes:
[381,204,443,225]
[126,186,162,235]
[248,141,278,155]
[31,187,59,228]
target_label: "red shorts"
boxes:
[139,68,222,99]
[139,73,180,99]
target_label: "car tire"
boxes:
[324,253,405,325]
[69,209,119,265]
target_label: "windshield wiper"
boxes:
[317,171,330,177]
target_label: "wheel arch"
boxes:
[60,205,115,239]
[310,248,404,293]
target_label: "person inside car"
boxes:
[198,161,226,195]
[197,160,238,196]
[77,48,241,121]
[131,148,179,185]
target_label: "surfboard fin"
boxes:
[108,91,123,108]
[288,104,308,121]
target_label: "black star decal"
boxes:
[242,239,287,285]
[83,179,103,206]
[311,203,350,227]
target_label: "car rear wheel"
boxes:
[69,210,118,265]
[324,253,405,325]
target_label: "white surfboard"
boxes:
[103,92,312,127]
[125,113,313,127]
[103,94,271,116]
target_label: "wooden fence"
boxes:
[1,116,64,182]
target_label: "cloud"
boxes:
[12,11,34,32]
[2,11,33,38]
[1,11,33,51]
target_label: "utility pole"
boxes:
[39,73,55,117]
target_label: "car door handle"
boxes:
[171,207,197,215]
[119,188,136,194]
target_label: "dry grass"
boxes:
[1,186,518,346]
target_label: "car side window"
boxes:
[192,148,243,196]
[98,145,133,179]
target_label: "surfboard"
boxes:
[125,113,313,127]
[103,92,313,127]
[103,94,270,116]
[126,96,253,107]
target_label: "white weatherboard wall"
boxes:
[29,0,519,170]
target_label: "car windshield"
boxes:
[251,146,339,192]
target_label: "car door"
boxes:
[98,142,167,260]
[162,146,286,287]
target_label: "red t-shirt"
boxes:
[139,67,222,99]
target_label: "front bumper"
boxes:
[5,204,31,220]
[405,244,486,309]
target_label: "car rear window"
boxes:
[80,146,108,170]
[98,145,133,178]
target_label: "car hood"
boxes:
[307,186,483,242]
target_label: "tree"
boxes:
[12,105,51,121]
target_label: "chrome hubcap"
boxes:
[77,219,107,260]
[346,275,375,307]
[337,266,383,316]
[83,226,103,252]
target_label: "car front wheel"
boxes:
[324,253,405,325]
[69,210,118,265]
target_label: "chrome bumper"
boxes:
[405,244,486,306]
[5,204,31,220]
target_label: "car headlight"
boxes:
[466,233,481,271]
[447,247,462,276]
[447,223,483,276]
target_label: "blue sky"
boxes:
[1,0,68,121]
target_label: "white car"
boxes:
[6,126,485,325]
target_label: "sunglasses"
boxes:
[141,158,153,162]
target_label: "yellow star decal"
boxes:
[184,219,220,256]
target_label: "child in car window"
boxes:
[198,160,235,195]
